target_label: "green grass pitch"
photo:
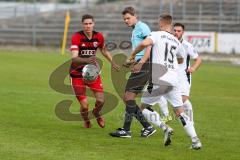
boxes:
[0,50,239,160]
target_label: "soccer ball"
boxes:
[82,64,99,81]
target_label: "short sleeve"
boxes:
[176,44,185,58]
[98,33,105,48]
[188,44,199,59]
[141,23,151,38]
[70,34,79,51]
[147,32,157,44]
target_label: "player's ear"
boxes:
[134,13,137,18]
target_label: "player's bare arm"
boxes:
[187,56,202,73]
[176,44,185,64]
[132,46,151,73]
[129,38,153,60]
[99,45,120,71]
[177,58,184,64]
[123,38,153,68]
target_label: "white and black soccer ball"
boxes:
[82,64,99,81]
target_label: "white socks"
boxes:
[158,97,170,117]
[183,99,193,122]
[142,108,167,131]
[178,112,197,140]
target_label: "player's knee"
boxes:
[123,92,136,102]
[140,103,151,111]
[174,107,183,117]
[125,100,137,108]
[182,96,189,103]
[174,111,180,117]
[123,94,130,103]
[140,104,145,111]
[77,96,87,102]
[96,99,105,106]
[80,107,88,112]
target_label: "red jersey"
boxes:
[70,31,104,78]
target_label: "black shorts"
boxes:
[125,61,150,94]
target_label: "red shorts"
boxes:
[71,76,103,101]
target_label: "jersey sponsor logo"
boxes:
[93,42,98,48]
[133,33,143,39]
[80,50,96,55]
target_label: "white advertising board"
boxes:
[183,32,215,53]
[217,33,240,54]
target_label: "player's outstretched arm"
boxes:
[100,45,120,71]
[177,58,184,64]
[131,46,151,73]
[129,38,153,61]
[187,56,202,73]
[123,38,153,68]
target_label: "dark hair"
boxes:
[174,23,185,30]
[82,14,94,22]
[122,6,136,16]
[159,14,172,24]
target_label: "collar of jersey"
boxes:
[132,21,141,29]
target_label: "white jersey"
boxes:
[148,31,185,87]
[178,40,199,77]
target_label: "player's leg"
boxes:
[87,76,105,128]
[122,91,136,132]
[92,91,105,128]
[141,90,167,130]
[141,85,173,145]
[158,97,169,117]
[109,91,137,138]
[174,107,201,149]
[141,104,173,145]
[116,91,155,137]
[165,87,201,149]
[123,65,158,137]
[157,97,172,123]
[182,96,193,122]
[71,77,91,128]
[124,91,153,130]
[79,99,92,128]
[110,62,154,138]
[181,80,193,122]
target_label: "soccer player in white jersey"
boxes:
[158,23,202,122]
[128,14,202,149]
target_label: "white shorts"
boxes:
[179,76,191,97]
[141,84,183,108]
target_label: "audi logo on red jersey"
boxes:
[80,50,96,55]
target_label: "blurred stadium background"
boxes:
[0,0,240,56]
[0,1,240,160]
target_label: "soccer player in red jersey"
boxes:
[70,14,119,128]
